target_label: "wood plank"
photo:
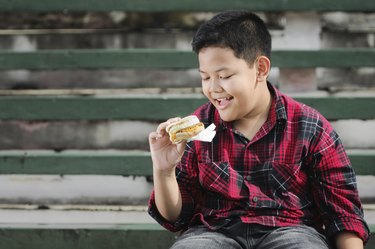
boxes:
[0,49,197,70]
[1,224,367,249]
[0,150,153,176]
[347,150,375,176]
[271,49,375,68]
[0,223,175,249]
[0,0,374,12]
[347,150,375,175]
[0,150,373,176]
[0,49,374,70]
[0,95,374,121]
[0,95,205,121]
[0,223,373,249]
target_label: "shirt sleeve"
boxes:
[148,142,202,232]
[307,115,370,244]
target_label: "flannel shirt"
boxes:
[148,82,370,243]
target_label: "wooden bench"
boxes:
[0,1,374,248]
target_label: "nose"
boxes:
[209,77,223,93]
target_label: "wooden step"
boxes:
[1,0,374,12]
[0,150,374,176]
[0,49,374,70]
[0,95,374,121]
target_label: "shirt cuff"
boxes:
[325,216,370,244]
[148,188,195,232]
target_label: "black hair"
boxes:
[192,11,271,65]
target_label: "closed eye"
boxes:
[220,74,233,80]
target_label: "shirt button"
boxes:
[252,196,258,202]
[246,176,251,181]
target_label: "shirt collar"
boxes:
[267,81,287,123]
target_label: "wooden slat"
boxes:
[0,95,374,121]
[0,150,153,176]
[0,150,373,176]
[0,49,375,70]
[271,49,375,68]
[0,0,374,12]
[0,223,175,249]
[0,223,373,249]
[347,150,375,176]
[0,49,196,70]
[0,95,205,121]
[291,96,375,120]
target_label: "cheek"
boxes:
[221,80,241,95]
[201,83,211,98]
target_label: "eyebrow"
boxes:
[198,67,230,74]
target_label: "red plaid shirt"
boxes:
[148,83,369,243]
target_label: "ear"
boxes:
[256,56,271,82]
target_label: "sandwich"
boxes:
[166,115,205,144]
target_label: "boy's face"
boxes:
[198,46,261,122]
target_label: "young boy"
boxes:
[148,11,369,249]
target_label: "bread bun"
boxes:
[166,115,204,144]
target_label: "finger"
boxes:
[156,122,167,135]
[167,117,181,124]
[148,131,162,144]
[156,117,181,134]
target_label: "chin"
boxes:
[218,111,236,122]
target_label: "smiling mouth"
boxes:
[216,97,234,108]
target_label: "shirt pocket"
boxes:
[268,161,311,210]
[198,161,248,201]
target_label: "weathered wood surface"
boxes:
[0,150,373,176]
[0,0,374,12]
[0,95,374,120]
[0,49,374,70]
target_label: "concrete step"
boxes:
[0,204,374,225]
[0,206,153,224]
[0,175,373,205]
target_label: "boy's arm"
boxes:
[148,118,200,231]
[148,118,184,222]
[148,168,198,232]
[335,232,364,249]
[153,167,182,222]
[148,154,199,232]
[308,116,370,244]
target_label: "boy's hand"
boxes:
[149,117,187,172]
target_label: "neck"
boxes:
[234,82,272,139]
[247,81,272,119]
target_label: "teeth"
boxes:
[217,97,232,101]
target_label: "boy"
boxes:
[148,11,369,249]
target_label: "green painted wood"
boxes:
[0,49,196,70]
[0,223,373,249]
[0,223,167,230]
[0,223,175,249]
[291,96,375,120]
[0,0,374,12]
[0,49,374,70]
[0,95,374,121]
[347,150,375,176]
[271,49,375,68]
[0,95,206,121]
[0,150,153,176]
[368,224,375,249]
[0,150,373,176]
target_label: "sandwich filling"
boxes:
[167,116,205,144]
